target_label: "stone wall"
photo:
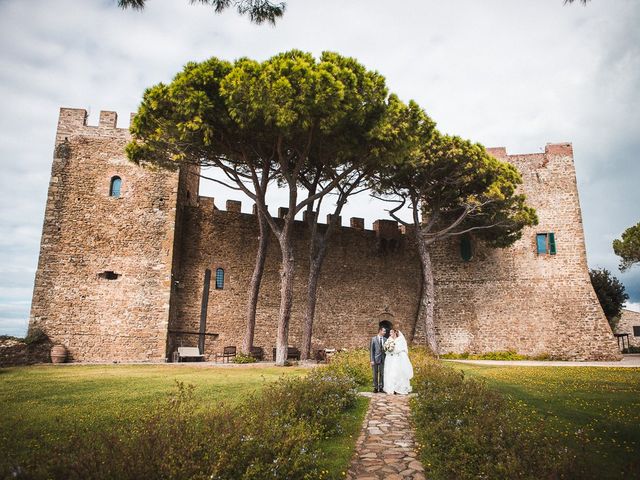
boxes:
[28,108,181,362]
[170,201,422,360]
[616,309,640,348]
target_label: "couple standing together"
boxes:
[370,327,414,394]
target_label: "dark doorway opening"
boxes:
[379,320,393,338]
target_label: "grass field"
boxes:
[0,364,367,477]
[449,362,640,478]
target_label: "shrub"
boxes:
[9,370,358,479]
[23,327,49,346]
[411,356,572,479]
[233,352,257,363]
[623,345,640,354]
[441,350,534,360]
[323,349,371,386]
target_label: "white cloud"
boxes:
[1,0,639,336]
[625,302,640,313]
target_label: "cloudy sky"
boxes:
[1,0,639,336]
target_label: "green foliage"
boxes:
[233,352,257,363]
[440,350,530,360]
[4,368,358,479]
[323,349,372,386]
[589,268,629,327]
[127,50,392,179]
[376,128,538,247]
[118,0,285,25]
[613,221,640,271]
[22,327,49,346]
[411,357,571,479]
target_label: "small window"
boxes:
[98,271,120,280]
[110,176,122,197]
[215,268,224,289]
[536,232,556,255]
[633,326,640,337]
[460,235,473,262]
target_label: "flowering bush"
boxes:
[411,356,571,479]
[323,349,371,386]
[233,352,257,363]
[9,371,358,479]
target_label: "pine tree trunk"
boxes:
[275,234,294,366]
[241,211,269,355]
[300,244,326,360]
[416,236,439,356]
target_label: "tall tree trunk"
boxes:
[300,239,328,360]
[241,211,269,354]
[275,233,295,366]
[416,235,439,356]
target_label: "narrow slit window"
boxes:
[215,268,224,289]
[110,176,122,197]
[98,271,120,280]
[460,235,473,262]
[536,233,556,255]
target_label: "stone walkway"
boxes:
[346,392,425,480]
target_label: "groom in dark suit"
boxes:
[370,326,387,393]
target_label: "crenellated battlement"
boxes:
[487,142,573,160]
[55,107,132,145]
[194,195,405,238]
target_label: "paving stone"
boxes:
[345,393,425,480]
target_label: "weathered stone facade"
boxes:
[28,108,621,362]
[615,309,640,348]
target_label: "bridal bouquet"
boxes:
[383,339,396,355]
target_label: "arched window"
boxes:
[215,268,224,289]
[110,176,122,198]
[460,234,473,262]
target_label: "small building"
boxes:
[615,309,640,348]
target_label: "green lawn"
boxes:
[448,362,640,478]
[0,365,320,471]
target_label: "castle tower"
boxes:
[28,108,195,362]
[414,143,621,360]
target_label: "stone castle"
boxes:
[27,107,621,362]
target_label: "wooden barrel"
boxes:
[50,345,67,364]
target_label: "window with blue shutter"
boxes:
[215,268,224,289]
[536,233,556,255]
[110,176,122,197]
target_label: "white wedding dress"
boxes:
[383,332,413,395]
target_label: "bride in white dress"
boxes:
[383,329,413,395]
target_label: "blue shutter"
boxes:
[549,233,556,255]
[110,177,122,197]
[536,234,547,254]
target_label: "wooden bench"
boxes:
[272,346,301,361]
[316,348,337,363]
[215,346,237,363]
[176,346,205,362]
[249,346,264,361]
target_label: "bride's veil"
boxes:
[394,331,413,379]
[395,331,408,352]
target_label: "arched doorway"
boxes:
[377,309,394,339]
